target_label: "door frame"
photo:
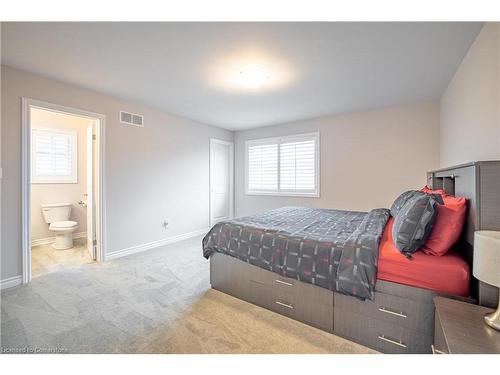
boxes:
[209,138,234,227]
[86,121,97,260]
[21,98,107,284]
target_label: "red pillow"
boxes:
[420,185,448,197]
[422,194,467,256]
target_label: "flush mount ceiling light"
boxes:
[238,68,269,89]
[208,49,293,93]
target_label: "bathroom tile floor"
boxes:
[31,240,94,278]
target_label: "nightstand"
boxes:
[433,296,500,354]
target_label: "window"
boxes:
[245,132,319,197]
[31,128,77,183]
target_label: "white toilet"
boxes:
[41,203,78,250]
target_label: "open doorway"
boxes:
[21,99,106,283]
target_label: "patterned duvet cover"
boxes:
[202,206,390,300]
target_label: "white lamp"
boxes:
[473,231,500,331]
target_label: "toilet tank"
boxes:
[41,203,72,224]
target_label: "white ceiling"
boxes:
[2,22,482,130]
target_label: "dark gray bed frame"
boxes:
[210,161,500,353]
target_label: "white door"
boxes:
[86,122,96,259]
[209,139,234,226]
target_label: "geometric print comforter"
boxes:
[202,206,390,300]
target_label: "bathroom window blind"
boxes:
[32,128,78,183]
[245,132,319,197]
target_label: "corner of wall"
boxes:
[438,22,500,167]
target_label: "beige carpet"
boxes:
[1,236,376,354]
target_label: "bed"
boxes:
[203,207,390,300]
[203,161,500,353]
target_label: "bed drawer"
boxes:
[211,254,333,332]
[334,291,434,335]
[334,308,433,354]
[247,266,300,293]
[248,277,334,332]
[289,280,334,332]
[210,253,253,297]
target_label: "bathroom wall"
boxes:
[30,108,90,243]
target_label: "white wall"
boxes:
[0,23,3,283]
[30,108,90,241]
[440,23,500,167]
[235,101,440,217]
[1,66,233,280]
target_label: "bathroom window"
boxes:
[31,128,78,183]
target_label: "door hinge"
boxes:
[92,134,96,140]
[93,239,97,246]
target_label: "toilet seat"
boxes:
[49,220,78,230]
[49,220,78,250]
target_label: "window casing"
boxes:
[31,128,78,184]
[245,132,319,197]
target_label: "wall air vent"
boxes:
[120,111,144,127]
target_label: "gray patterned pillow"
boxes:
[392,194,439,257]
[390,190,425,217]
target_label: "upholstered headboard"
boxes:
[427,161,500,307]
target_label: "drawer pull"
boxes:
[275,279,294,287]
[378,306,407,318]
[431,345,447,355]
[275,301,294,309]
[377,335,407,348]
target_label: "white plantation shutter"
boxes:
[280,139,316,192]
[247,143,278,191]
[246,133,319,196]
[32,128,77,183]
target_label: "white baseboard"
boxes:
[1,275,22,290]
[106,228,209,261]
[31,231,87,247]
